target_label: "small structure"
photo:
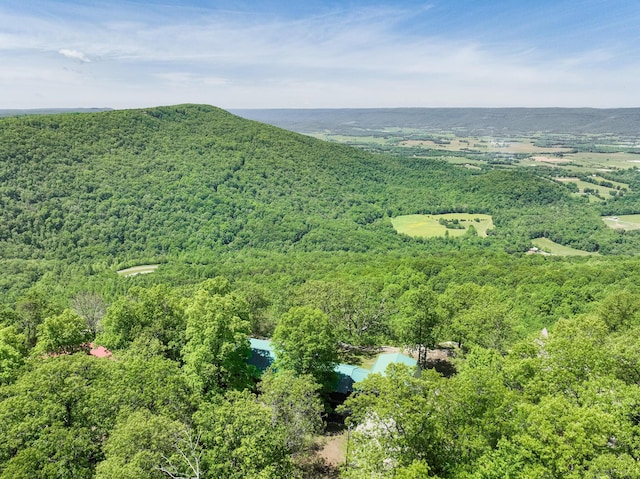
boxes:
[369,352,417,375]
[249,338,419,393]
[335,364,372,394]
[248,338,276,371]
[89,344,113,359]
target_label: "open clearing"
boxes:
[391,213,493,238]
[117,264,159,276]
[531,238,596,256]
[553,177,621,202]
[569,152,640,170]
[602,215,640,231]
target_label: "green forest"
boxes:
[3,105,640,478]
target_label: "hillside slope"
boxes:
[1,104,632,275]
[0,104,475,263]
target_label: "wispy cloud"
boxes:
[0,1,639,108]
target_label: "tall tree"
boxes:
[182,288,253,395]
[194,391,295,479]
[35,309,91,355]
[98,285,185,360]
[96,410,199,479]
[71,291,107,337]
[0,322,26,385]
[259,370,324,453]
[272,306,338,391]
[16,290,59,348]
[395,285,440,366]
[339,365,442,478]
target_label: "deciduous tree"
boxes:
[272,306,338,391]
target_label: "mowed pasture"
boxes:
[553,177,620,201]
[531,238,596,256]
[391,213,494,238]
[602,215,640,231]
[569,152,640,170]
[117,264,159,276]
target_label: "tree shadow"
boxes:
[425,357,457,378]
[337,343,380,367]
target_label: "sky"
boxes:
[1,0,639,109]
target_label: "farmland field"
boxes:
[602,215,640,231]
[391,213,493,238]
[553,177,620,201]
[531,238,596,256]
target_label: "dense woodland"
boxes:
[3,105,640,477]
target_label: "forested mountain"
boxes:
[3,105,640,478]
[0,104,474,263]
[1,105,635,269]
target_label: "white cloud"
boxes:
[0,2,639,108]
[58,48,91,62]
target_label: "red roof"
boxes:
[89,343,112,359]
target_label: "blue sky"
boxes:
[1,0,639,108]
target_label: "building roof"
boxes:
[249,338,419,393]
[89,344,113,358]
[335,363,371,394]
[248,338,276,371]
[370,352,417,375]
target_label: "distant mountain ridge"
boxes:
[232,108,640,136]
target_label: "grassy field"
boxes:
[553,177,619,201]
[117,264,159,276]
[602,215,640,231]
[391,213,494,238]
[591,176,629,189]
[531,238,596,256]
[569,152,640,170]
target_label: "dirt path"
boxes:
[317,431,347,467]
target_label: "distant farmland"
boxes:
[602,215,640,231]
[391,214,493,238]
[531,238,596,256]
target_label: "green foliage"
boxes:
[98,285,185,360]
[272,306,338,391]
[195,391,296,479]
[0,323,26,385]
[340,365,441,478]
[182,287,253,394]
[439,283,519,352]
[259,370,324,452]
[597,290,640,332]
[0,354,113,478]
[96,410,193,479]
[35,309,91,355]
[394,285,440,364]
[292,278,390,345]
[110,340,194,420]
[15,289,60,348]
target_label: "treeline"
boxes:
[3,249,640,476]
[0,278,333,478]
